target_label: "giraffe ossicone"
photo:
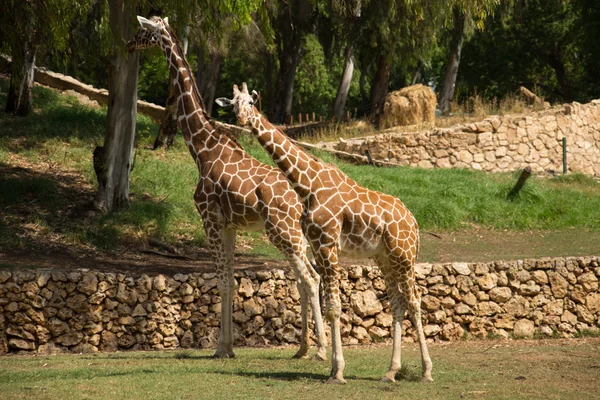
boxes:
[127,17,328,361]
[218,82,433,384]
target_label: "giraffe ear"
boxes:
[163,17,169,26]
[215,98,232,107]
[251,90,259,105]
[137,16,159,31]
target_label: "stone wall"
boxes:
[1,256,599,354]
[336,100,600,176]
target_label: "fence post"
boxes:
[562,137,567,174]
[507,167,532,200]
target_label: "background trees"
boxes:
[3,0,599,213]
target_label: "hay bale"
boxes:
[380,84,436,129]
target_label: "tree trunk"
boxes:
[269,34,303,124]
[5,10,36,116]
[263,51,275,114]
[332,45,354,120]
[153,81,178,149]
[437,8,466,115]
[411,60,423,85]
[93,0,139,212]
[369,54,392,125]
[547,48,573,102]
[198,52,223,116]
[268,0,312,124]
[359,67,369,105]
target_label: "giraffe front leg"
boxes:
[305,265,328,361]
[292,279,311,360]
[314,245,346,384]
[208,227,237,359]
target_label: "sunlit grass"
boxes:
[1,341,599,400]
[1,81,599,257]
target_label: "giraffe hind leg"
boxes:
[264,220,327,361]
[405,282,433,382]
[376,259,405,383]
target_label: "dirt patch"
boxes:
[419,228,600,263]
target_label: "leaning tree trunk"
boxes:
[437,8,466,115]
[5,10,36,116]
[332,45,354,120]
[369,53,392,126]
[93,0,139,212]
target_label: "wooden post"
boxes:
[319,115,323,122]
[364,150,375,166]
[290,114,293,125]
[305,113,309,123]
[312,112,315,122]
[346,110,350,121]
[562,137,567,174]
[298,113,302,124]
[507,167,532,200]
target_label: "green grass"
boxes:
[1,81,600,256]
[1,341,599,400]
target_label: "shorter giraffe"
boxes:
[217,83,433,384]
[127,16,327,360]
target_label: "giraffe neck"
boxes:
[159,30,238,167]
[248,110,322,199]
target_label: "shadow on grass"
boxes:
[0,163,174,252]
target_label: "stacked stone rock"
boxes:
[335,100,600,176]
[1,256,599,354]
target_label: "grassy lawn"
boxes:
[1,80,600,260]
[1,339,599,400]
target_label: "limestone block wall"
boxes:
[1,256,599,354]
[336,101,600,176]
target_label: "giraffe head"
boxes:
[126,16,169,53]
[215,83,259,127]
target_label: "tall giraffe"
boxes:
[217,83,433,384]
[127,16,327,360]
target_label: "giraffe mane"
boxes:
[165,24,245,150]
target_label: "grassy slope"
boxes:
[1,81,600,258]
[1,341,599,400]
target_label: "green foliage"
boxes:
[458,0,598,103]
[137,49,174,106]
[0,0,93,56]
[293,35,337,117]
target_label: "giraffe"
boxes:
[126,16,327,360]
[216,83,433,384]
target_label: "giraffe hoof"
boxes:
[292,352,310,360]
[314,349,328,361]
[325,377,347,385]
[421,375,434,383]
[212,351,236,359]
[292,347,310,359]
[380,375,396,383]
